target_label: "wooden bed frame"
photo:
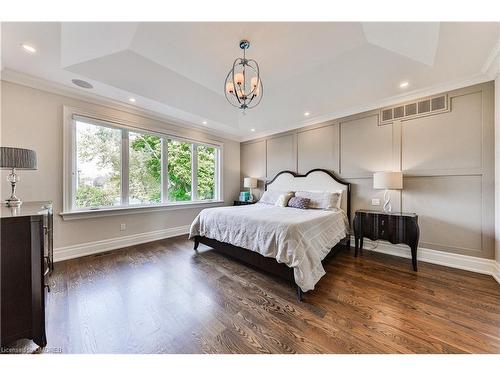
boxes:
[193,169,351,301]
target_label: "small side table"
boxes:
[233,201,256,206]
[353,210,420,271]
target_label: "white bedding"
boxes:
[189,203,349,292]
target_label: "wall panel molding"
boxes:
[241,81,495,259]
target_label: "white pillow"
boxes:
[295,190,342,210]
[274,193,294,207]
[259,190,293,205]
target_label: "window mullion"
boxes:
[191,144,198,201]
[121,129,129,206]
[216,148,221,201]
[161,138,169,203]
[70,119,77,210]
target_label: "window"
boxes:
[197,144,217,200]
[66,114,221,212]
[167,139,192,202]
[75,120,122,208]
[129,132,162,204]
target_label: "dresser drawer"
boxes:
[377,215,389,239]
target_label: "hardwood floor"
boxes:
[7,235,500,354]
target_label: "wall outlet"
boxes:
[371,198,380,206]
[120,223,126,231]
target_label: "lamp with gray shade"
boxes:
[373,171,403,212]
[0,147,37,207]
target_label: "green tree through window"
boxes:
[129,132,162,204]
[167,140,192,201]
[75,121,121,208]
[74,119,218,208]
[197,145,216,200]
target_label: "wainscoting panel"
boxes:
[241,140,266,180]
[297,124,339,174]
[402,91,483,172]
[340,114,393,177]
[402,175,486,257]
[266,134,296,178]
[347,177,401,220]
[240,82,495,259]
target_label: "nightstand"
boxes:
[353,210,420,271]
[233,201,256,206]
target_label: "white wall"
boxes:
[0,81,240,255]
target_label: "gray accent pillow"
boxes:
[287,196,310,209]
[295,190,342,210]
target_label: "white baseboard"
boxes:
[351,236,500,284]
[54,229,500,286]
[54,225,191,262]
[493,261,500,284]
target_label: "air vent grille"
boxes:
[393,106,404,119]
[379,94,448,125]
[382,109,393,122]
[405,103,417,116]
[418,99,431,114]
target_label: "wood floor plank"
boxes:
[6,235,500,354]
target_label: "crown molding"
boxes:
[241,73,492,142]
[0,68,243,143]
[482,37,500,79]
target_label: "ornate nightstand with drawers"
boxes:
[353,209,420,271]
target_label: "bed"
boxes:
[189,169,351,300]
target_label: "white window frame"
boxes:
[62,106,224,220]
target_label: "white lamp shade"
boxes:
[373,171,403,190]
[243,177,258,188]
[234,73,244,85]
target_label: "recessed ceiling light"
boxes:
[71,79,93,89]
[250,128,255,132]
[304,112,310,117]
[399,81,409,88]
[128,98,136,103]
[21,44,36,54]
[202,121,207,125]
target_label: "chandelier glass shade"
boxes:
[224,40,263,111]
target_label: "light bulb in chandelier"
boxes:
[225,82,235,94]
[224,40,263,111]
[234,73,244,86]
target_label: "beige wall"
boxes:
[241,82,495,259]
[0,81,240,251]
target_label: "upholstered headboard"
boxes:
[265,169,351,222]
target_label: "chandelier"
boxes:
[224,40,263,112]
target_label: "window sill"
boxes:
[60,200,225,221]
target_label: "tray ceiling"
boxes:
[1,22,499,140]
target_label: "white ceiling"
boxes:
[1,22,499,140]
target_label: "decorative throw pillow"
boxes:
[295,190,342,210]
[275,192,294,207]
[259,190,293,205]
[287,196,310,209]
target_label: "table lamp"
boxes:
[373,171,403,212]
[0,147,37,207]
[243,177,258,202]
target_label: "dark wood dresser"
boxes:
[353,209,419,271]
[0,201,53,348]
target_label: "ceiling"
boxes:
[1,22,499,141]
